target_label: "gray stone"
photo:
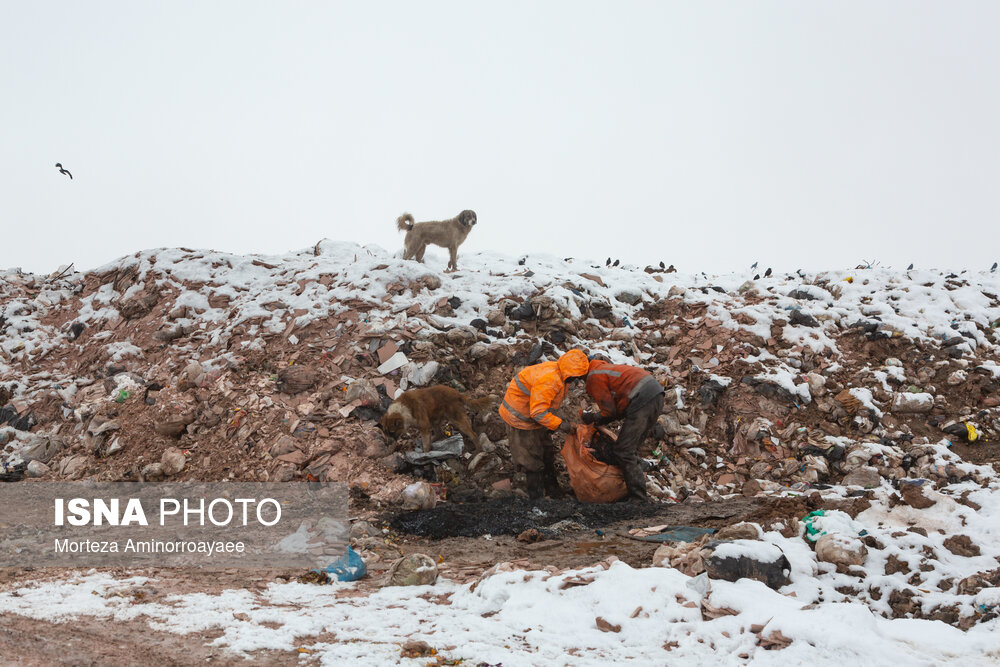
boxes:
[703,540,790,590]
[842,466,881,489]
[615,289,643,306]
[160,447,186,476]
[25,460,50,478]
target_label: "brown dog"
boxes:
[381,385,495,452]
[396,210,477,272]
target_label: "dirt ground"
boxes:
[0,492,862,665]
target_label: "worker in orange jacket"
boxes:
[582,357,665,501]
[499,349,590,498]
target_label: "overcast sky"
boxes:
[2,1,998,275]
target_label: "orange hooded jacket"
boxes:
[500,349,590,430]
[585,359,663,419]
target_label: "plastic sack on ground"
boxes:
[560,424,627,503]
[317,546,367,582]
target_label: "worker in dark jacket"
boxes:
[582,358,664,501]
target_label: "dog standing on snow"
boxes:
[396,210,477,272]
[381,385,495,452]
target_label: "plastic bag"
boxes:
[560,425,627,503]
[317,546,367,582]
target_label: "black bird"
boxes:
[606,257,611,267]
[666,264,675,272]
[750,261,758,270]
[754,274,760,280]
[992,262,998,273]
[907,263,914,270]
[612,259,620,267]
[659,261,665,270]
[764,267,772,278]
[518,257,526,266]
[55,163,72,179]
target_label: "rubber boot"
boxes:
[622,463,649,502]
[525,471,545,499]
[542,445,564,498]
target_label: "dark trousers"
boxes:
[613,393,664,500]
[507,424,559,498]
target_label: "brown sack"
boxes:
[560,425,627,503]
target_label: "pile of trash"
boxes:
[1,244,999,508]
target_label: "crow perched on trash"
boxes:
[612,259,620,267]
[764,267,772,278]
[659,261,665,270]
[55,163,72,179]
[606,258,611,267]
[754,274,760,280]
[907,263,914,270]
[992,262,998,273]
[518,257,526,266]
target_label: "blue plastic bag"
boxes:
[316,546,367,582]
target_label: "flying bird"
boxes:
[764,267,772,278]
[907,263,914,270]
[750,261,758,270]
[55,163,72,179]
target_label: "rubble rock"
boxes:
[842,466,881,489]
[277,366,317,394]
[815,533,867,568]
[715,522,762,541]
[891,392,934,414]
[58,455,87,478]
[419,274,442,291]
[806,372,827,397]
[154,413,196,438]
[141,462,165,480]
[486,309,506,326]
[943,535,981,558]
[25,460,50,477]
[789,310,820,328]
[386,553,438,586]
[900,481,936,509]
[703,540,791,590]
[350,520,382,540]
[400,482,437,510]
[445,327,477,346]
[160,447,186,476]
[615,289,643,306]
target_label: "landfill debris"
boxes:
[402,434,464,465]
[316,546,367,582]
[702,540,791,590]
[386,553,439,586]
[400,481,438,510]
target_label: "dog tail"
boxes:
[396,213,415,232]
[464,394,497,413]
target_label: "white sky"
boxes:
[2,1,998,275]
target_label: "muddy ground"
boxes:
[0,491,864,666]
